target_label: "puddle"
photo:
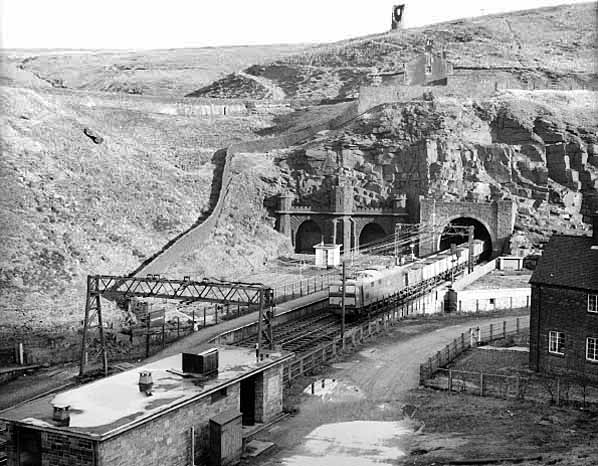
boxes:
[330,362,356,370]
[280,420,411,466]
[359,348,378,358]
[303,378,364,401]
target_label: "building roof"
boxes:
[530,235,598,291]
[0,345,292,441]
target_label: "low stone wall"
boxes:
[454,287,531,313]
[453,260,498,291]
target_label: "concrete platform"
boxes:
[146,291,328,362]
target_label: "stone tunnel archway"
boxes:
[359,222,387,249]
[295,220,323,254]
[439,217,493,261]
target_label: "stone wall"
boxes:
[454,287,530,313]
[3,424,96,466]
[419,199,516,257]
[98,384,240,466]
[255,366,283,423]
[530,285,598,382]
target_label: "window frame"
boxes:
[587,337,598,362]
[548,330,565,355]
[588,294,598,314]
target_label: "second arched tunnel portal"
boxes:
[276,195,515,258]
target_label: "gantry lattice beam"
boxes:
[92,275,273,306]
[79,275,274,377]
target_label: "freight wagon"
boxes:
[329,240,484,316]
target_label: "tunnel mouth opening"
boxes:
[295,220,322,254]
[359,223,387,249]
[439,217,493,261]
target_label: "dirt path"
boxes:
[345,315,528,401]
[250,313,530,465]
[238,71,286,100]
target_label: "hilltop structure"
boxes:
[391,4,406,30]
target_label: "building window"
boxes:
[587,337,598,362]
[588,294,598,313]
[548,331,564,355]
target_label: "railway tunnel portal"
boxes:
[419,197,516,258]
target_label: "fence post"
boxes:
[503,321,506,339]
[203,308,207,327]
[480,373,484,396]
[516,317,520,333]
[460,333,465,353]
[476,299,479,312]
[489,324,493,341]
[556,378,561,406]
[192,310,195,331]
[448,370,453,392]
[16,342,24,366]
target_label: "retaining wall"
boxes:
[453,260,497,291]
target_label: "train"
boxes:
[329,240,485,316]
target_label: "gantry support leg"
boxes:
[79,276,108,377]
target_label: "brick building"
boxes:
[0,346,292,466]
[529,218,598,382]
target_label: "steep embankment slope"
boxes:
[0,86,277,326]
[191,2,597,100]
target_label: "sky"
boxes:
[0,0,593,49]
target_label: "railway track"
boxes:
[236,267,470,355]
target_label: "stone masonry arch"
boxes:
[438,216,494,261]
[419,198,516,258]
[358,222,388,248]
[294,219,325,253]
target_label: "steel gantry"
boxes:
[79,275,274,377]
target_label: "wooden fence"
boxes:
[282,302,426,383]
[418,318,598,408]
[273,274,333,305]
[418,318,528,385]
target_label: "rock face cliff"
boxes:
[272,90,597,249]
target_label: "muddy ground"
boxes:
[244,310,597,466]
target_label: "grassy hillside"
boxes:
[192,2,597,100]
[0,86,277,326]
[2,45,311,98]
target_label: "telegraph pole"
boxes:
[467,226,475,273]
[341,261,346,339]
